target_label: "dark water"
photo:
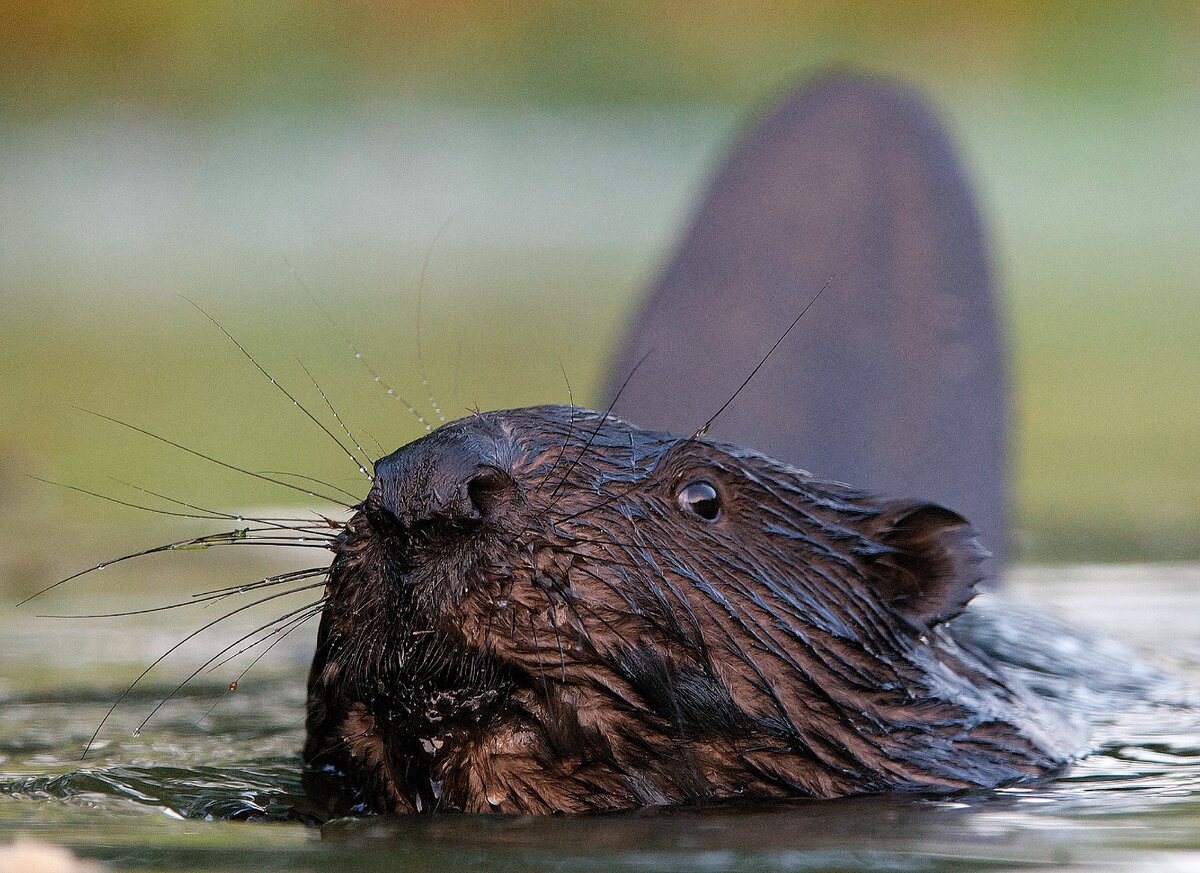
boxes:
[2,566,1198,872]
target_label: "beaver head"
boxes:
[303,405,1070,815]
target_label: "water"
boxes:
[1,564,1198,871]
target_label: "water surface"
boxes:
[2,564,1197,871]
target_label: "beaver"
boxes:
[48,74,1117,819]
[302,404,1079,816]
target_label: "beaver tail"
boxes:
[607,72,1008,563]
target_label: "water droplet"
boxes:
[229,681,238,692]
[131,729,141,738]
[374,375,381,382]
[496,598,509,609]
[354,352,363,359]
[97,564,107,570]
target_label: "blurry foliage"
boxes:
[1,1,1197,115]
[1,2,1198,563]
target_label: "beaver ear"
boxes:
[869,501,991,628]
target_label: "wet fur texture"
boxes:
[303,405,1075,815]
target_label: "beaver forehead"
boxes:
[449,404,798,483]
[381,404,680,479]
[481,404,675,458]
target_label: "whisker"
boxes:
[551,476,653,526]
[82,583,327,758]
[542,350,651,509]
[135,594,326,736]
[209,538,336,548]
[184,298,372,482]
[196,605,324,724]
[106,476,350,534]
[360,426,386,457]
[527,611,551,704]
[692,277,830,439]
[546,594,568,682]
[296,359,376,479]
[255,470,363,503]
[204,603,324,678]
[29,475,227,523]
[194,567,330,600]
[73,406,353,509]
[415,217,454,425]
[317,305,432,433]
[38,568,328,618]
[534,363,576,491]
[18,529,333,607]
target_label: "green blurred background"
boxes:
[1,1,1197,584]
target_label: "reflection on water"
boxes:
[1,565,1197,872]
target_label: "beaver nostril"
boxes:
[466,467,512,520]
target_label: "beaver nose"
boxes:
[369,432,512,528]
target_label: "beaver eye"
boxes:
[677,480,721,521]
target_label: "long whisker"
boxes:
[317,305,433,433]
[693,277,831,439]
[546,595,568,682]
[29,475,227,523]
[549,475,654,527]
[38,568,329,618]
[82,583,326,758]
[106,476,349,534]
[527,611,551,704]
[415,217,453,425]
[255,470,362,503]
[543,350,651,509]
[295,359,375,478]
[73,406,353,509]
[135,594,326,735]
[204,603,324,678]
[195,605,325,724]
[534,363,576,490]
[194,568,329,600]
[184,298,372,482]
[35,475,341,543]
[18,529,333,607]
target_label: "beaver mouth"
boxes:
[324,506,522,719]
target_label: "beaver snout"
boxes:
[368,425,516,529]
